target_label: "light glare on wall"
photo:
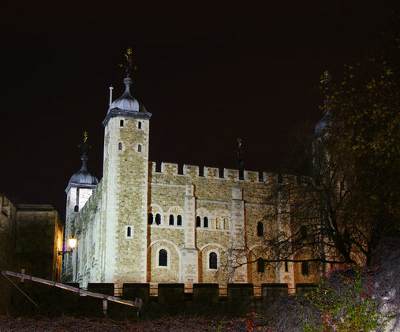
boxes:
[68,238,77,250]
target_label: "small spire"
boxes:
[78,131,90,172]
[123,47,135,78]
[123,76,133,96]
[118,48,136,97]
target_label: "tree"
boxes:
[226,58,400,275]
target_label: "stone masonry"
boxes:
[64,69,319,291]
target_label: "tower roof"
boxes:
[66,133,99,193]
[103,48,151,126]
[108,76,140,113]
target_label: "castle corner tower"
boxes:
[102,49,151,283]
[64,133,99,281]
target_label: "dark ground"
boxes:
[0,315,264,332]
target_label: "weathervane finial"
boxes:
[83,130,88,144]
[123,47,135,78]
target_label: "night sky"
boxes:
[0,2,397,216]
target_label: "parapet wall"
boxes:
[78,179,103,226]
[149,161,283,184]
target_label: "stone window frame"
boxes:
[206,249,219,271]
[125,225,133,239]
[301,261,309,276]
[154,213,162,225]
[156,247,170,269]
[137,144,142,153]
[196,216,201,228]
[196,208,212,229]
[150,204,164,226]
[215,216,229,230]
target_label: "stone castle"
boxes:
[63,56,318,291]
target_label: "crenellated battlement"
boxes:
[149,161,289,184]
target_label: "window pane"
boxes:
[169,214,174,225]
[301,261,309,276]
[257,222,264,236]
[155,214,161,225]
[196,216,201,227]
[177,215,182,226]
[159,249,167,266]
[209,252,217,269]
[203,217,208,228]
[148,213,153,225]
[257,258,264,273]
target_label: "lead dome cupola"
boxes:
[108,76,140,112]
[66,133,98,192]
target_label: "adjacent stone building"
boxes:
[63,63,319,291]
[0,194,63,313]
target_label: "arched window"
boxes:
[74,205,79,212]
[177,215,182,226]
[257,258,265,273]
[159,249,168,267]
[203,217,208,228]
[138,121,142,129]
[118,142,123,151]
[301,261,309,276]
[169,214,174,226]
[126,226,132,238]
[138,144,142,152]
[148,213,153,225]
[209,252,217,269]
[257,222,264,237]
[155,213,161,225]
[196,216,201,228]
[300,225,308,238]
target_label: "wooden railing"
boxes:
[1,270,142,316]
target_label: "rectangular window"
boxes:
[120,119,124,127]
[126,226,133,238]
[138,121,142,129]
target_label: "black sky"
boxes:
[0,2,397,216]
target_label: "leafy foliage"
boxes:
[303,270,386,332]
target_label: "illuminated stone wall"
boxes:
[67,113,319,290]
